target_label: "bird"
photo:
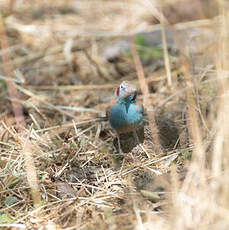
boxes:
[107,81,143,153]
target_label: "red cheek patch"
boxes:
[132,92,136,101]
[116,86,120,96]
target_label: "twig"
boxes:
[212,7,229,176]
[161,19,172,86]
[130,37,161,154]
[84,50,112,81]
[0,40,89,70]
[0,15,42,209]
[144,0,205,161]
[0,15,25,131]
[26,75,169,91]
[182,62,205,163]
[143,0,172,86]
[21,124,41,207]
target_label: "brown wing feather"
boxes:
[105,107,110,121]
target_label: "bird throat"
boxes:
[125,103,130,113]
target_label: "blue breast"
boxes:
[109,103,143,131]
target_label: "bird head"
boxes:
[115,81,137,104]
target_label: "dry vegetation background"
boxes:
[0,0,229,229]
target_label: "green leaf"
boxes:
[4,196,18,206]
[169,55,177,62]
[112,153,124,163]
[0,213,13,224]
[182,150,192,160]
[149,46,163,59]
[77,140,81,148]
[134,35,146,46]
[6,178,20,188]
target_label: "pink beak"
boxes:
[124,88,132,93]
[123,87,136,97]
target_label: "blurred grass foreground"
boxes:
[0,0,229,229]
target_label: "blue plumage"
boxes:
[109,102,143,133]
[108,81,143,153]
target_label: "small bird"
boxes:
[108,81,143,153]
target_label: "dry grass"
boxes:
[0,0,228,229]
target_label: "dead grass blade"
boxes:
[0,14,25,131]
[130,37,162,154]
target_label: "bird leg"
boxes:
[133,130,140,145]
[117,134,123,154]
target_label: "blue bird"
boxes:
[108,81,143,153]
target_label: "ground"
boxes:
[0,1,228,229]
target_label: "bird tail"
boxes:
[96,116,108,122]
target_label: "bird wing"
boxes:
[105,107,110,121]
[96,107,110,122]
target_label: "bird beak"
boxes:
[122,87,136,98]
